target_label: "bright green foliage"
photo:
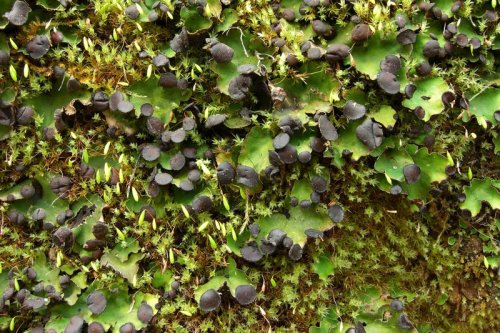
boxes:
[46,280,158,332]
[375,146,449,200]
[310,287,424,333]
[332,119,371,161]
[402,77,450,122]
[351,32,403,80]
[194,258,253,303]
[312,254,334,281]
[460,178,500,217]
[238,126,274,174]
[468,88,500,124]
[128,78,192,123]
[181,0,221,32]
[255,206,333,247]
[291,179,314,202]
[370,105,397,129]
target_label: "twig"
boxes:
[57,76,66,91]
[226,27,248,57]
[51,191,70,206]
[239,189,250,234]
[0,211,4,235]
[126,157,140,197]
[434,219,447,246]
[469,84,490,101]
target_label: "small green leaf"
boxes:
[312,254,334,281]
[152,267,173,290]
[103,141,111,155]
[436,293,449,305]
[104,162,111,182]
[82,149,89,163]
[198,221,209,232]
[239,187,246,200]
[485,255,499,269]
[131,186,139,201]
[208,235,217,250]
[9,38,18,50]
[9,65,17,82]
[468,88,499,124]
[446,151,454,166]
[370,105,397,128]
[384,172,392,185]
[115,227,125,241]
[181,204,190,218]
[23,63,28,78]
[460,178,500,217]
[255,206,334,247]
[95,169,101,184]
[169,248,175,264]
[138,209,145,226]
[222,194,230,211]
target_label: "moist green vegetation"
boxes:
[0,0,499,332]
